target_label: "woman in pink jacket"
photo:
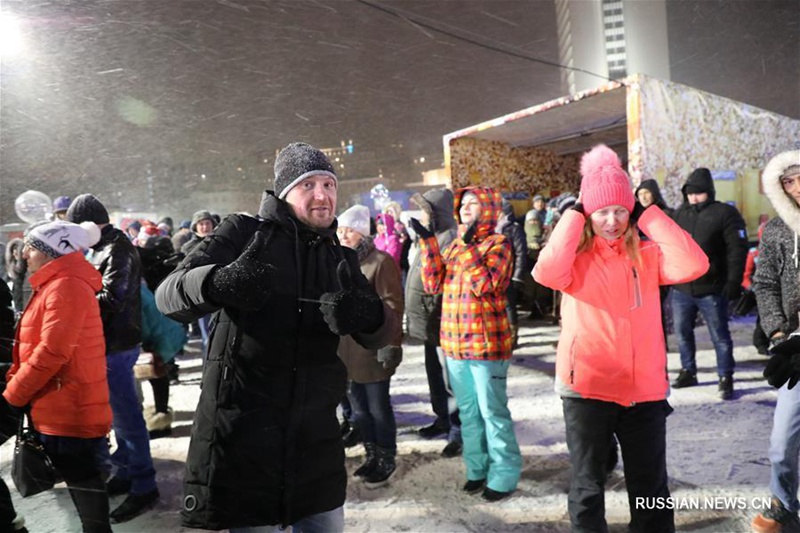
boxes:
[533,145,708,533]
[374,213,401,266]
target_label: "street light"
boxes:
[0,12,23,58]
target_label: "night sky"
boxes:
[1,0,797,222]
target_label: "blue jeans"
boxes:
[198,313,211,356]
[101,347,157,494]
[229,505,344,533]
[447,358,521,492]
[769,382,800,512]
[348,379,396,453]
[671,290,735,376]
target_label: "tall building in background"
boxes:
[555,0,670,94]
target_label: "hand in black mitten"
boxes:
[320,261,384,336]
[630,201,648,223]
[764,353,794,388]
[722,282,742,302]
[764,334,800,388]
[786,353,800,390]
[409,218,433,240]
[461,223,477,245]
[207,232,274,311]
[377,345,402,371]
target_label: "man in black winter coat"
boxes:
[670,168,748,400]
[156,142,400,532]
[66,194,159,523]
[498,202,527,347]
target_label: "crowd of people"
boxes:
[0,142,798,532]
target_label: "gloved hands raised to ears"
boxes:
[460,223,477,245]
[207,232,274,311]
[409,218,433,240]
[320,261,384,336]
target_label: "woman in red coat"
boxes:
[3,220,112,533]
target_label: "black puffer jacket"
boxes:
[86,225,142,353]
[754,149,800,338]
[671,170,748,297]
[155,191,398,530]
[405,188,457,343]
[499,217,527,283]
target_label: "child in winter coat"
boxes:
[336,205,404,487]
[534,145,708,533]
[410,186,522,502]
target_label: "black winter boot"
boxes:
[363,446,396,488]
[354,442,378,478]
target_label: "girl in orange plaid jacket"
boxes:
[410,185,522,502]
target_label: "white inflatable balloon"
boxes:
[14,190,53,224]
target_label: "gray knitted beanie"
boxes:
[273,142,337,200]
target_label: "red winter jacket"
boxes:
[3,252,112,438]
[533,207,708,406]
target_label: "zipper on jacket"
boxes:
[631,267,642,310]
[569,337,576,385]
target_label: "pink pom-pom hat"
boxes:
[579,144,635,215]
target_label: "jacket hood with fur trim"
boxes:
[763,150,800,234]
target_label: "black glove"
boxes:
[512,279,524,293]
[320,261,384,336]
[764,335,800,389]
[571,202,585,215]
[630,201,648,223]
[409,218,433,240]
[461,223,477,245]
[764,353,799,389]
[722,282,742,302]
[377,345,402,371]
[206,232,274,311]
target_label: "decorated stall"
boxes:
[444,74,800,234]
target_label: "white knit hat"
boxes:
[25,220,101,258]
[337,205,371,237]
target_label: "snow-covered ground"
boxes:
[2,315,774,532]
